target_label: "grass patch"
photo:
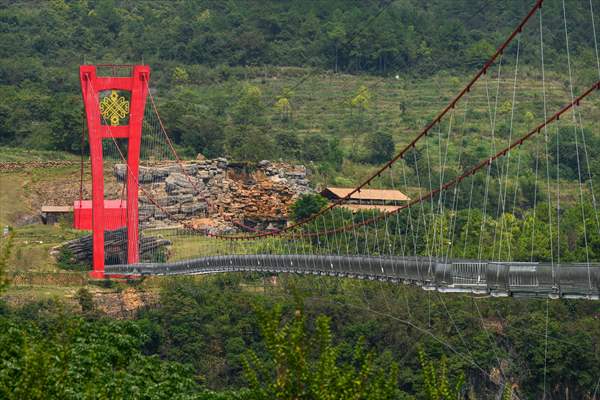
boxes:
[0,173,31,226]
[7,224,86,274]
[0,147,78,162]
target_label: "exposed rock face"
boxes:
[115,159,312,231]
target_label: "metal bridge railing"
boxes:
[105,255,600,300]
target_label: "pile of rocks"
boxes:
[114,158,312,230]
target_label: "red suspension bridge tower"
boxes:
[74,65,150,278]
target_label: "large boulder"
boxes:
[113,164,127,181]
[165,172,195,193]
[171,194,194,204]
[215,157,228,168]
[181,202,207,215]
[114,164,169,183]
[197,170,211,180]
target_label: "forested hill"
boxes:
[1,0,596,75]
[0,0,597,158]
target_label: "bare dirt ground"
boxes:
[1,164,122,226]
[26,166,123,215]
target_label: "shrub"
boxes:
[289,194,328,222]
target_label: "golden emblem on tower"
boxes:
[100,90,129,126]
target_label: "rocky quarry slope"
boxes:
[114,159,312,233]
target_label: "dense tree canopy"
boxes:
[2,272,595,399]
[1,0,597,158]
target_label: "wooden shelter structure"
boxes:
[41,205,73,224]
[319,187,410,213]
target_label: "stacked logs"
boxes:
[61,228,171,264]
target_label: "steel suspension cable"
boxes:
[574,110,600,236]
[538,8,556,278]
[494,36,520,261]
[478,58,504,262]
[276,81,599,240]
[199,0,545,240]
[561,0,592,291]
[592,0,600,79]
[445,97,471,261]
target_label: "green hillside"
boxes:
[1,1,600,399]
[1,0,598,161]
